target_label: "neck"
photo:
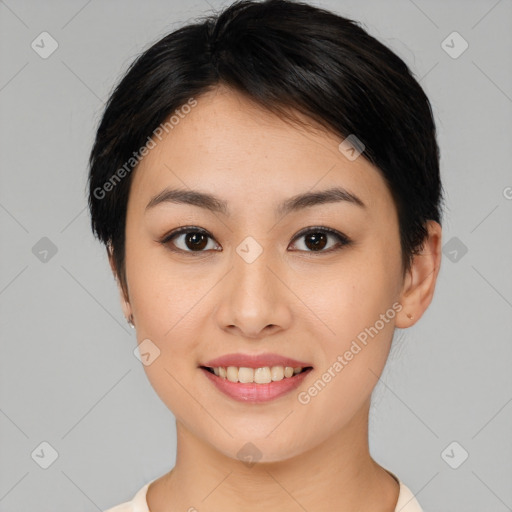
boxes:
[147,397,400,512]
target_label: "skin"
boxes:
[109,85,442,511]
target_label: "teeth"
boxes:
[209,365,306,383]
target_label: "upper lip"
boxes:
[201,353,313,369]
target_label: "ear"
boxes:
[107,243,133,324]
[395,220,442,328]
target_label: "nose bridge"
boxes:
[232,237,277,307]
[214,235,292,336]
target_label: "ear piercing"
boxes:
[406,313,413,319]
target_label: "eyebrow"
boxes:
[145,186,366,217]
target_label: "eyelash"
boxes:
[159,225,352,256]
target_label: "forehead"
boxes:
[129,87,395,219]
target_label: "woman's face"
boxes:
[120,86,410,463]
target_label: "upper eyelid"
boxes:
[162,226,349,250]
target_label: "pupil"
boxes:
[184,232,328,252]
[306,232,327,251]
[186,232,207,250]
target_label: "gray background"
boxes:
[0,0,511,510]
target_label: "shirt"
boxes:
[103,470,424,512]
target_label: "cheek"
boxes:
[301,279,398,421]
[315,238,401,367]
[332,250,398,310]
[125,235,203,336]
[128,257,206,415]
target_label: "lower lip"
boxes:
[200,367,313,403]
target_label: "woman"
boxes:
[89,1,444,510]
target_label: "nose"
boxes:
[213,246,293,339]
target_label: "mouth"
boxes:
[197,353,314,402]
[198,364,314,402]
[200,365,313,382]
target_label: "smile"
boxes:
[199,366,314,403]
[202,365,312,383]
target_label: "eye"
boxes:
[288,226,351,253]
[160,226,220,253]
[160,225,351,255]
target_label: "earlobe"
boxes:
[395,220,442,328]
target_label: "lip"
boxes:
[200,366,313,403]
[201,352,313,369]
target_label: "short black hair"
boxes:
[88,0,444,300]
